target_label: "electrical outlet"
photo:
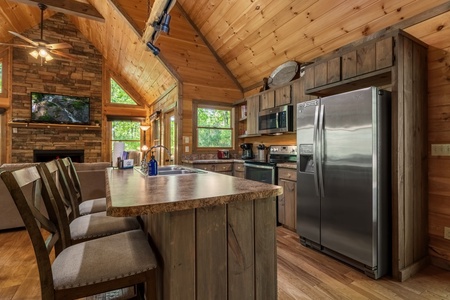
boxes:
[12,128,17,134]
[444,227,450,240]
[185,146,189,153]
[431,144,450,156]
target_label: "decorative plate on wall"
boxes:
[268,61,299,88]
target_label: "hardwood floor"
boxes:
[1,227,449,299]
[277,227,450,299]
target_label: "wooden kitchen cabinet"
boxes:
[305,36,393,93]
[246,95,259,135]
[233,162,245,178]
[278,167,297,231]
[191,162,233,176]
[259,91,275,110]
[275,85,291,106]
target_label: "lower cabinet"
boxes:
[277,167,297,231]
[233,162,245,178]
[188,162,233,176]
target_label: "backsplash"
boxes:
[182,152,239,161]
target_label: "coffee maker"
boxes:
[240,143,254,159]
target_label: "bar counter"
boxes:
[105,167,283,300]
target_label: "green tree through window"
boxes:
[110,78,140,153]
[196,106,233,148]
[112,120,140,151]
[110,78,137,105]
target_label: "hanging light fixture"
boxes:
[159,13,171,34]
[146,41,160,56]
[140,121,150,151]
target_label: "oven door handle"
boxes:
[244,164,275,170]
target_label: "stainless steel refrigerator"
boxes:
[296,87,390,279]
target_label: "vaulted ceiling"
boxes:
[1,0,450,105]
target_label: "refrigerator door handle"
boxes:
[318,104,325,197]
[313,105,320,197]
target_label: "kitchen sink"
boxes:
[134,165,206,176]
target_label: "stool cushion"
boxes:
[52,230,156,289]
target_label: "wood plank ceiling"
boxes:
[0,0,450,105]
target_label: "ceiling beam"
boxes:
[9,0,105,22]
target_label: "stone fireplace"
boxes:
[33,150,85,163]
[9,13,103,163]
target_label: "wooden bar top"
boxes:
[105,167,283,217]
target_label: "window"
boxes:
[111,120,141,152]
[194,102,234,149]
[109,77,141,155]
[110,78,137,105]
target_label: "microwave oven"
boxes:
[258,104,294,134]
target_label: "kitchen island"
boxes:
[105,167,283,300]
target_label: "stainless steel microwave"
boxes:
[258,104,294,134]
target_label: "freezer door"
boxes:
[296,100,321,244]
[319,87,378,267]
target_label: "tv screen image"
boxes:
[31,92,90,124]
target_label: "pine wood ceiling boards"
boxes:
[1,0,450,104]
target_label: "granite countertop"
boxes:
[105,167,283,217]
[277,162,297,169]
[181,159,244,164]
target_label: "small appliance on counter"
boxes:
[256,144,267,162]
[217,149,230,159]
[240,143,253,159]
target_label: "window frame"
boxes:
[193,100,235,152]
[110,120,142,152]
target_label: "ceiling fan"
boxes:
[0,3,77,63]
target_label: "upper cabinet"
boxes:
[235,75,313,139]
[259,82,294,111]
[275,85,292,106]
[246,95,259,135]
[304,36,394,96]
[259,90,275,111]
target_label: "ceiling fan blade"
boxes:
[8,31,38,47]
[0,42,35,49]
[49,49,78,61]
[46,42,72,50]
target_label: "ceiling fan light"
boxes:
[38,47,48,57]
[29,50,39,59]
[45,54,53,62]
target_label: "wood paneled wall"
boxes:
[427,44,450,269]
[180,82,242,156]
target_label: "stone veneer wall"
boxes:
[10,13,103,163]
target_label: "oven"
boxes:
[244,162,277,184]
[244,145,298,222]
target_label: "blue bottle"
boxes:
[148,153,158,176]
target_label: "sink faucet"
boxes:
[141,145,172,170]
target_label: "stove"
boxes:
[244,145,297,184]
[244,145,297,225]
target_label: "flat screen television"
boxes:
[30,92,90,125]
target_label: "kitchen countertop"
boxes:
[105,166,283,217]
[181,158,244,164]
[277,162,297,169]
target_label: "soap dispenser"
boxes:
[148,152,158,176]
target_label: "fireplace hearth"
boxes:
[33,150,85,163]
